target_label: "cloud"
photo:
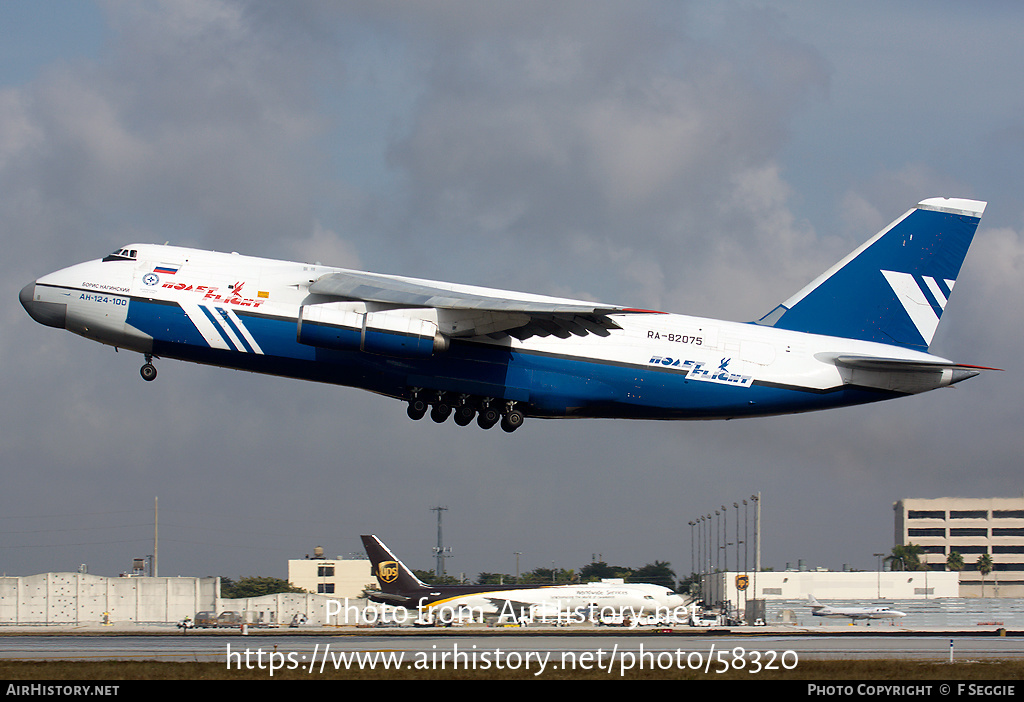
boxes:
[4,1,1022,582]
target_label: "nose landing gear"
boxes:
[140,355,157,382]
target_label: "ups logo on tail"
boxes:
[377,561,399,583]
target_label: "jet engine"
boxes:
[297,303,448,358]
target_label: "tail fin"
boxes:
[758,198,985,350]
[361,534,428,594]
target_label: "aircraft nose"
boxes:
[20,281,67,328]
[666,594,687,609]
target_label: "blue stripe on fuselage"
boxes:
[125,298,895,419]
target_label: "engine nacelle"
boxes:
[297,303,448,358]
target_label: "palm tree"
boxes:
[946,551,965,572]
[885,544,923,572]
[976,554,994,597]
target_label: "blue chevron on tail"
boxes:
[757,197,986,351]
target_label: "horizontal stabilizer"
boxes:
[366,591,413,605]
[834,355,999,375]
[824,354,997,394]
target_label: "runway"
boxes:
[2,628,1022,670]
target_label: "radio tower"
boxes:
[431,506,451,577]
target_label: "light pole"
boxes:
[688,521,696,582]
[706,514,712,577]
[751,493,760,598]
[431,506,450,577]
[697,516,705,599]
[716,508,725,606]
[734,502,741,573]
[721,505,728,574]
[743,499,749,576]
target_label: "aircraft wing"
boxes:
[484,596,550,616]
[309,270,653,340]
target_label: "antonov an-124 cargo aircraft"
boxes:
[21,197,992,432]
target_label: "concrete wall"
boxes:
[0,572,375,627]
[703,570,959,607]
[0,573,216,624]
[767,597,1024,628]
[219,592,382,627]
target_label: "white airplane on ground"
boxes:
[361,534,687,624]
[21,197,992,432]
[808,595,906,623]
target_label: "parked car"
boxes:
[216,611,243,627]
[193,611,218,628]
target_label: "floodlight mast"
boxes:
[431,506,450,577]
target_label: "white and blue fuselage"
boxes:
[20,197,989,432]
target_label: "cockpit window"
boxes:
[102,248,138,262]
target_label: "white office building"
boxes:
[287,555,374,599]
[894,496,1024,597]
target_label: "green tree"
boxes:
[476,572,516,585]
[412,569,461,585]
[629,560,677,589]
[519,567,575,584]
[976,553,994,597]
[220,576,305,598]
[946,551,965,572]
[885,544,923,572]
[579,561,633,582]
[677,572,701,597]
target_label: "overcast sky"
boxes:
[2,1,1022,584]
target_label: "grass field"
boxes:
[2,659,1023,680]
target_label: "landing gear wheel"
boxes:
[477,404,499,429]
[500,409,524,433]
[454,405,475,426]
[140,363,157,382]
[430,403,452,423]
[407,398,428,421]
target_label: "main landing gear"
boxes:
[406,389,525,432]
[140,354,158,382]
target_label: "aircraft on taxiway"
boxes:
[361,534,687,623]
[21,197,991,432]
[808,595,906,624]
